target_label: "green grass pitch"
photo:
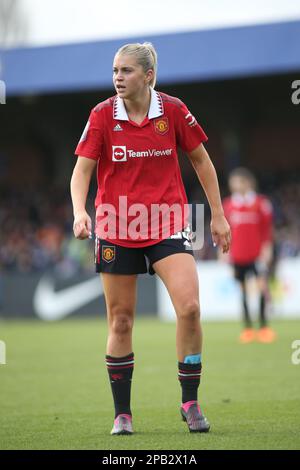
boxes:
[0,317,300,450]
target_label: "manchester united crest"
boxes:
[102,246,116,263]
[154,118,169,135]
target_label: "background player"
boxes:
[223,167,276,344]
[71,42,231,435]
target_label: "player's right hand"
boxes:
[73,211,92,240]
[211,214,231,254]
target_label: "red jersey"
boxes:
[75,88,208,247]
[223,192,273,264]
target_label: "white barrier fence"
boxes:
[158,257,300,321]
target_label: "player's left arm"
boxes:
[187,143,231,253]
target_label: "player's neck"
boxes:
[124,88,151,118]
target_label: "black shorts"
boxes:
[95,231,194,275]
[233,259,269,282]
[233,263,258,282]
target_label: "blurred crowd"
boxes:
[1,180,300,274]
[0,187,94,275]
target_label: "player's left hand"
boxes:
[259,242,273,266]
[211,214,231,253]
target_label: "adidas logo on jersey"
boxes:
[114,124,123,132]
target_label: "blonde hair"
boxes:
[115,42,158,88]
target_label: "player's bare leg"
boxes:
[101,273,137,435]
[101,273,137,357]
[153,254,201,360]
[153,253,210,432]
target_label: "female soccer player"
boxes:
[223,168,276,344]
[71,42,231,435]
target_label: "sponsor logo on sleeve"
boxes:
[185,112,197,127]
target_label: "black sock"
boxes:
[106,352,134,418]
[178,361,201,403]
[259,293,267,328]
[242,282,252,328]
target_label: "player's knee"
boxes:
[111,310,133,336]
[179,301,200,322]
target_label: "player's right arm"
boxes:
[72,106,104,240]
[70,156,97,240]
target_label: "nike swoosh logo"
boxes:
[33,275,103,321]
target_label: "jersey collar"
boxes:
[232,191,257,206]
[113,87,164,121]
